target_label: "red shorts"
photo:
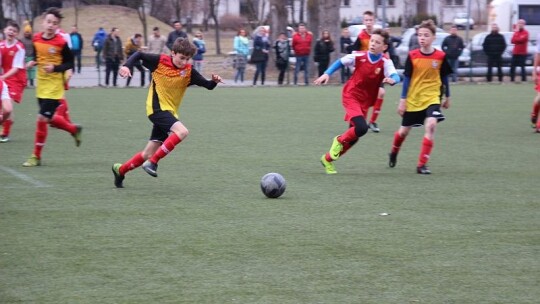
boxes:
[342,96,370,122]
[8,83,25,103]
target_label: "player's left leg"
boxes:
[416,105,445,174]
[531,90,540,129]
[0,98,13,142]
[369,87,385,133]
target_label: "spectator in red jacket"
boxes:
[510,19,529,82]
[292,23,313,85]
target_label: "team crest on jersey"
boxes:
[375,67,381,74]
[9,50,14,56]
[431,60,439,68]
[48,47,57,54]
[179,70,187,77]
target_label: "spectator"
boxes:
[166,20,188,50]
[251,27,270,86]
[146,26,168,83]
[482,23,507,82]
[233,28,249,84]
[441,25,464,82]
[20,22,35,87]
[102,27,123,87]
[124,33,145,87]
[387,29,402,68]
[274,32,290,85]
[339,27,353,83]
[69,25,83,74]
[314,30,335,77]
[192,31,206,73]
[292,23,313,85]
[510,19,529,82]
[409,25,420,51]
[92,27,107,69]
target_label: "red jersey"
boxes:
[341,51,396,120]
[357,29,371,51]
[0,40,27,88]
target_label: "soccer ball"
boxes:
[260,173,287,198]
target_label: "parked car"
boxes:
[468,31,535,66]
[394,27,469,68]
[453,13,474,30]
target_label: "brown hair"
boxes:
[418,19,437,35]
[372,28,390,46]
[43,7,63,20]
[171,38,196,57]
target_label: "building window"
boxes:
[445,0,464,5]
[343,0,351,6]
[377,0,395,6]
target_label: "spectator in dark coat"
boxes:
[482,23,507,82]
[339,28,353,83]
[314,30,335,77]
[102,27,124,87]
[251,27,270,86]
[441,25,465,82]
[274,32,290,85]
[166,21,188,50]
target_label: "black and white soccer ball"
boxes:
[260,173,287,198]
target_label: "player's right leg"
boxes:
[531,91,540,129]
[0,98,13,142]
[389,126,411,168]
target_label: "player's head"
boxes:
[363,11,375,32]
[417,19,436,48]
[42,7,62,36]
[171,38,196,68]
[3,20,19,42]
[369,29,389,55]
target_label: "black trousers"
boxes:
[510,54,526,82]
[105,57,120,86]
[486,56,503,82]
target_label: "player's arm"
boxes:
[119,52,159,78]
[49,44,74,73]
[382,57,400,85]
[0,47,25,80]
[398,55,414,116]
[533,52,539,82]
[188,68,219,89]
[314,54,355,85]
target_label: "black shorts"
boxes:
[148,111,178,142]
[38,98,60,119]
[401,104,445,127]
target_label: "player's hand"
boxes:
[43,64,54,73]
[442,97,451,109]
[382,77,396,85]
[211,74,224,84]
[397,98,407,116]
[119,66,131,78]
[313,74,329,85]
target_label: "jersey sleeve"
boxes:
[383,57,397,78]
[189,68,217,90]
[440,55,452,78]
[12,45,26,69]
[403,54,413,78]
[53,43,74,72]
[340,53,356,68]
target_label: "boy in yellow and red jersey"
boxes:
[0,20,27,142]
[315,29,400,174]
[530,33,540,132]
[388,19,452,174]
[111,38,222,188]
[22,7,82,167]
[351,10,386,133]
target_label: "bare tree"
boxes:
[208,0,222,55]
[269,0,288,42]
[318,0,340,64]
[299,0,306,24]
[306,0,318,78]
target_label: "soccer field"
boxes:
[1,84,539,303]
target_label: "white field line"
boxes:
[0,166,51,188]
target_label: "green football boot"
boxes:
[329,136,343,160]
[320,154,337,174]
[22,154,41,167]
[112,163,125,188]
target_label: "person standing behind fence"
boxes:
[482,23,506,83]
[21,22,35,87]
[339,28,352,83]
[314,30,335,77]
[274,32,290,85]
[92,27,107,69]
[124,33,145,87]
[251,27,270,86]
[103,27,123,87]
[166,20,188,51]
[510,19,529,82]
[192,31,206,73]
[233,28,249,84]
[292,23,313,86]
[441,25,464,82]
[69,25,83,74]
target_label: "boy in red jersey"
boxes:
[351,11,386,133]
[315,29,400,174]
[22,7,82,167]
[531,33,540,132]
[0,20,27,142]
[111,38,222,188]
[388,20,452,174]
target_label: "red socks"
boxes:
[369,98,384,123]
[418,137,433,167]
[391,131,406,154]
[50,114,77,134]
[56,99,71,123]
[119,152,145,175]
[532,102,540,118]
[149,133,182,164]
[2,119,12,137]
[33,121,48,159]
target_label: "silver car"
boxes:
[468,31,535,66]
